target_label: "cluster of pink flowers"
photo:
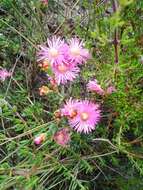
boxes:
[60,98,101,134]
[0,69,11,82]
[87,79,116,95]
[35,36,117,146]
[37,36,90,85]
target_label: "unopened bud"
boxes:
[39,85,51,96]
[54,110,61,119]
[34,133,46,145]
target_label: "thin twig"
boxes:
[112,0,119,64]
[1,19,38,50]
[92,160,108,180]
[0,121,54,146]
[4,53,22,98]
[83,150,117,160]
[92,138,117,149]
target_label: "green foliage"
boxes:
[0,0,143,189]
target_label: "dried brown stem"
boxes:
[112,0,119,64]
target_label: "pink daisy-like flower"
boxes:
[60,98,79,118]
[106,86,116,94]
[52,62,79,85]
[66,38,90,65]
[0,69,11,81]
[37,36,66,65]
[87,79,105,95]
[69,100,101,133]
[53,128,71,146]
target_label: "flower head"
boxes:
[61,99,101,133]
[68,100,101,133]
[34,133,46,145]
[53,128,70,146]
[66,38,90,65]
[60,98,79,118]
[52,62,79,85]
[0,69,11,81]
[37,36,66,65]
[106,86,116,95]
[87,79,104,95]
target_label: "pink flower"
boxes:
[61,99,101,133]
[0,69,11,81]
[87,79,105,95]
[37,36,66,65]
[66,38,90,65]
[106,86,116,94]
[53,128,70,146]
[61,98,79,118]
[68,100,101,133]
[41,0,48,5]
[52,62,79,85]
[34,133,46,145]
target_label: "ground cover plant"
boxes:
[0,0,143,189]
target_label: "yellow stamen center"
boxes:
[50,48,58,57]
[58,65,67,73]
[80,112,89,121]
[70,47,80,56]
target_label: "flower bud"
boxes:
[39,85,51,96]
[34,133,46,145]
[54,110,61,119]
[53,128,70,146]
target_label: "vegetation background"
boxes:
[0,0,143,189]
